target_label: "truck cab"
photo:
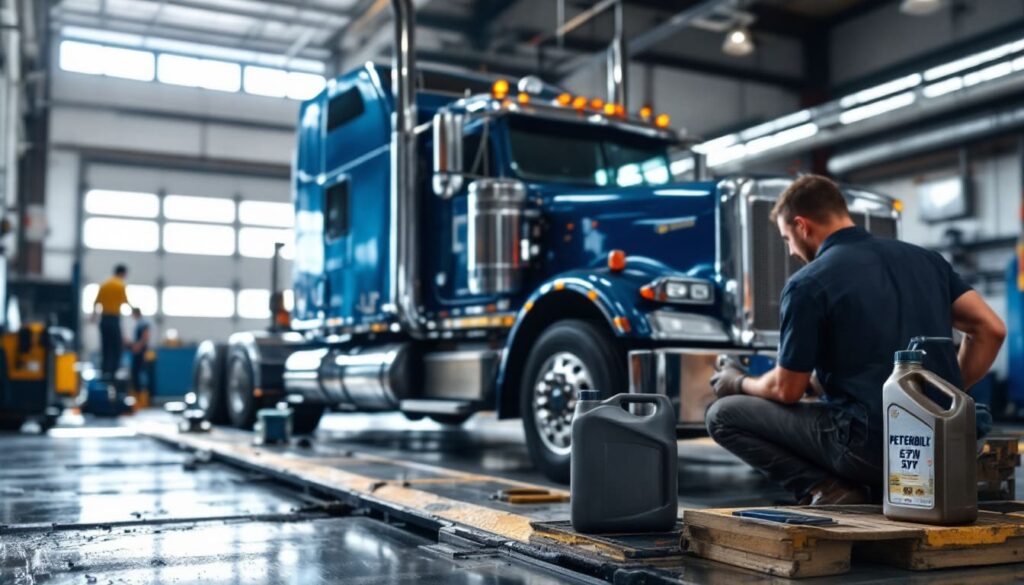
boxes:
[192,8,900,483]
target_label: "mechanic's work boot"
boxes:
[799,478,869,506]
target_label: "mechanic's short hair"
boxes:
[114,264,128,276]
[770,174,850,224]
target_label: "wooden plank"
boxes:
[686,536,851,578]
[860,537,1024,570]
[530,520,683,563]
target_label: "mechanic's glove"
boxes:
[710,366,746,398]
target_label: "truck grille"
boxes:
[748,201,898,333]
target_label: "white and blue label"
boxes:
[887,405,935,508]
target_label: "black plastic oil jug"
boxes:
[883,338,977,525]
[570,392,677,533]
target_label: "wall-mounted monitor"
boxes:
[918,175,972,223]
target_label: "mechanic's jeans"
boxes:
[705,395,882,500]
[99,315,122,380]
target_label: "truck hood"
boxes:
[532,181,720,280]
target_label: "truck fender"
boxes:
[494,267,656,419]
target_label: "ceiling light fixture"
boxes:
[900,0,942,16]
[722,26,754,57]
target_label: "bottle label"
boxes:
[887,405,935,508]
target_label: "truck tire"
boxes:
[193,342,229,424]
[225,349,258,430]
[291,404,325,435]
[520,319,625,483]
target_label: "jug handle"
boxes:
[907,370,970,414]
[606,393,665,410]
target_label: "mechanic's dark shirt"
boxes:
[777,226,971,458]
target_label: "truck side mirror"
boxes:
[432,111,465,199]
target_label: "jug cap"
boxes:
[578,390,600,401]
[894,349,925,363]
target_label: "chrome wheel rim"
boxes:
[532,351,593,457]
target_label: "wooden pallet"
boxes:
[683,504,1024,578]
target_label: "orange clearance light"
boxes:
[654,113,671,128]
[556,92,572,106]
[613,316,632,333]
[492,79,510,99]
[893,199,904,213]
[639,105,653,120]
[608,249,626,272]
[614,104,625,117]
[639,285,656,301]
[590,97,604,110]
[603,103,616,116]
[572,95,588,110]
[517,92,530,104]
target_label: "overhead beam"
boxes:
[114,0,352,31]
[628,0,734,57]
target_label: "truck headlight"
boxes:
[640,277,715,305]
[648,311,730,341]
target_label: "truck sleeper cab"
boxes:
[191,5,900,483]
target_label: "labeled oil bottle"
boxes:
[883,338,977,525]
[570,392,677,533]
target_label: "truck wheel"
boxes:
[194,343,229,424]
[520,319,625,483]
[225,350,258,430]
[291,404,325,435]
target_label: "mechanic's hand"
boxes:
[710,366,746,398]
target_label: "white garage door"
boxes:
[78,162,293,355]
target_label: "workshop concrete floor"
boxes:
[2,409,1023,584]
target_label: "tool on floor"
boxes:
[492,488,569,504]
[255,407,292,445]
[883,336,977,525]
[731,509,836,525]
[570,392,677,533]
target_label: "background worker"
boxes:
[706,175,1006,506]
[91,264,132,380]
[127,307,151,395]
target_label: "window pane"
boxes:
[157,54,240,92]
[102,46,155,81]
[239,201,293,227]
[239,227,294,259]
[84,218,159,252]
[157,53,201,86]
[198,59,241,92]
[243,66,288,98]
[85,189,159,218]
[162,286,234,317]
[61,40,107,75]
[163,222,235,255]
[237,288,270,319]
[326,87,365,131]
[164,195,235,223]
[288,72,326,101]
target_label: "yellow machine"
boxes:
[0,322,77,430]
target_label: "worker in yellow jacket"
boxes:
[91,264,132,380]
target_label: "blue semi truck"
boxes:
[192,0,900,481]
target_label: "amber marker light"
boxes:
[655,113,671,128]
[590,98,604,110]
[613,316,632,333]
[614,104,625,117]
[517,92,530,104]
[572,95,588,110]
[608,249,626,272]
[492,79,510,99]
[639,105,653,120]
[639,285,655,301]
[893,199,904,213]
[556,93,572,106]
[603,103,616,116]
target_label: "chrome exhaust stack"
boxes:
[606,0,627,108]
[388,0,424,337]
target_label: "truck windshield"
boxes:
[507,115,672,187]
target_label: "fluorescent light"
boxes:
[739,110,811,141]
[963,60,1014,87]
[924,38,1024,81]
[838,92,916,125]
[922,76,963,98]
[839,73,921,108]
[655,188,708,196]
[706,143,747,167]
[744,123,819,155]
[693,134,738,155]
[1016,56,1024,71]
[722,26,754,57]
[900,0,942,16]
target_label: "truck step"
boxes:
[399,399,473,416]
